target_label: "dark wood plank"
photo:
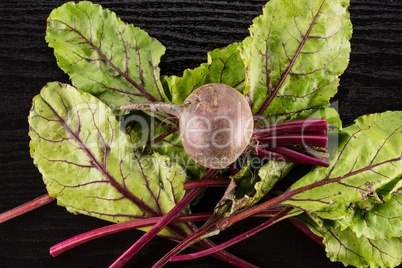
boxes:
[0,1,401,267]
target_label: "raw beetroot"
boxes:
[122,83,254,169]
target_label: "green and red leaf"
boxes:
[29,82,188,237]
[46,2,168,109]
[241,0,352,119]
[299,215,402,268]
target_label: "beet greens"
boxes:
[1,1,402,268]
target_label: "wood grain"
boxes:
[0,1,401,267]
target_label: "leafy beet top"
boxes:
[3,0,400,267]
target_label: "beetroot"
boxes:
[121,83,254,169]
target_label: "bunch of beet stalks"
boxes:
[252,118,329,167]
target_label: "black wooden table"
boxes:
[0,1,401,267]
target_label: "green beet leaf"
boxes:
[324,227,402,268]
[165,43,246,104]
[241,0,352,118]
[46,1,168,109]
[281,111,402,215]
[299,215,402,268]
[337,193,402,240]
[326,182,402,240]
[29,82,188,237]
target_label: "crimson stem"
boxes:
[183,178,231,190]
[269,146,329,167]
[254,118,328,137]
[257,134,328,148]
[0,193,55,224]
[253,147,329,167]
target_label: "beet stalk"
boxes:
[0,194,55,224]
